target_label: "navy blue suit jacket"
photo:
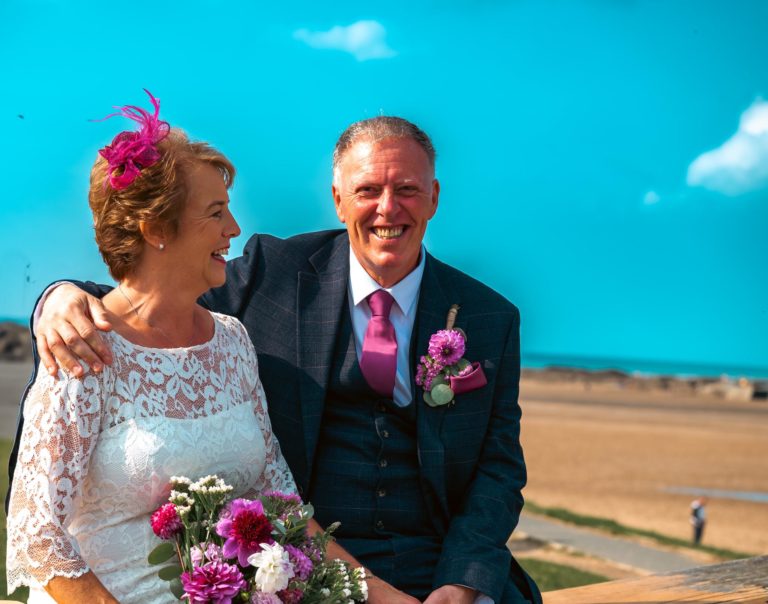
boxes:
[200,230,540,603]
[8,229,541,603]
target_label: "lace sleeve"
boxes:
[6,367,103,592]
[236,323,298,497]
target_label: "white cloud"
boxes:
[293,20,396,61]
[643,190,660,205]
[687,99,768,196]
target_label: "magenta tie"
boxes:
[360,290,398,398]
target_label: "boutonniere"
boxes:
[415,304,488,407]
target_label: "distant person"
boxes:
[17,115,542,603]
[690,496,708,545]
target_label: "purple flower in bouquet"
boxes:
[181,560,246,604]
[150,503,182,540]
[191,542,224,567]
[278,587,305,604]
[216,499,274,566]
[285,544,313,581]
[263,491,302,506]
[250,593,281,604]
[427,330,465,366]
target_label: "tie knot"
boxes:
[367,289,395,317]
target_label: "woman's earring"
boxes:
[159,243,165,250]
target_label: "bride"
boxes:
[6,91,297,603]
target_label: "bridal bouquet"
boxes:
[148,475,368,603]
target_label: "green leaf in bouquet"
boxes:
[455,358,471,373]
[430,373,448,387]
[169,577,185,599]
[272,520,287,536]
[302,502,314,519]
[423,390,438,407]
[158,565,183,581]
[148,541,177,565]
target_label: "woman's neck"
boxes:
[103,274,212,348]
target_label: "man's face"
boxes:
[332,137,439,287]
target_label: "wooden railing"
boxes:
[544,555,768,603]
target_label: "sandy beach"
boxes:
[2,359,766,557]
[0,362,32,439]
[520,379,768,555]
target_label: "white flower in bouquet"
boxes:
[248,542,295,593]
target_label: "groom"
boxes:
[17,117,541,603]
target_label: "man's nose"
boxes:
[376,187,399,216]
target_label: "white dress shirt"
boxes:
[347,248,425,407]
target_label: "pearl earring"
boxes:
[159,243,165,250]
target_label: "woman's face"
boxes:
[166,162,240,294]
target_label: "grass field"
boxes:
[525,501,751,561]
[519,558,607,591]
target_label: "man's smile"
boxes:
[372,226,406,240]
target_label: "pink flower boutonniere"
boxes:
[415,305,488,407]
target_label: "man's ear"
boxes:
[139,220,168,251]
[429,178,440,219]
[332,181,347,224]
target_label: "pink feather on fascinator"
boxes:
[97,89,170,190]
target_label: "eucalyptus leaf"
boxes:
[158,565,183,581]
[148,541,177,565]
[169,577,185,599]
[302,502,314,518]
[455,358,471,373]
[430,383,455,406]
[273,520,287,536]
[423,391,439,407]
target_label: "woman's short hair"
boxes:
[88,128,235,281]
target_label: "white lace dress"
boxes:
[6,312,296,603]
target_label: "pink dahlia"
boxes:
[150,503,182,540]
[181,561,246,603]
[216,499,274,566]
[428,330,465,366]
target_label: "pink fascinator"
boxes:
[97,89,170,190]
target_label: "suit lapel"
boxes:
[414,254,456,527]
[297,235,350,475]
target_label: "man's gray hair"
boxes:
[332,116,436,169]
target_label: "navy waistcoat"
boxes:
[308,307,440,598]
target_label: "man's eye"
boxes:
[398,186,418,195]
[212,211,223,218]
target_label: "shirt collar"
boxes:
[348,247,426,316]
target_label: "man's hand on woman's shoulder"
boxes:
[37,283,113,378]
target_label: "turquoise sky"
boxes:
[2,1,767,374]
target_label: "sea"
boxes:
[524,352,768,380]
